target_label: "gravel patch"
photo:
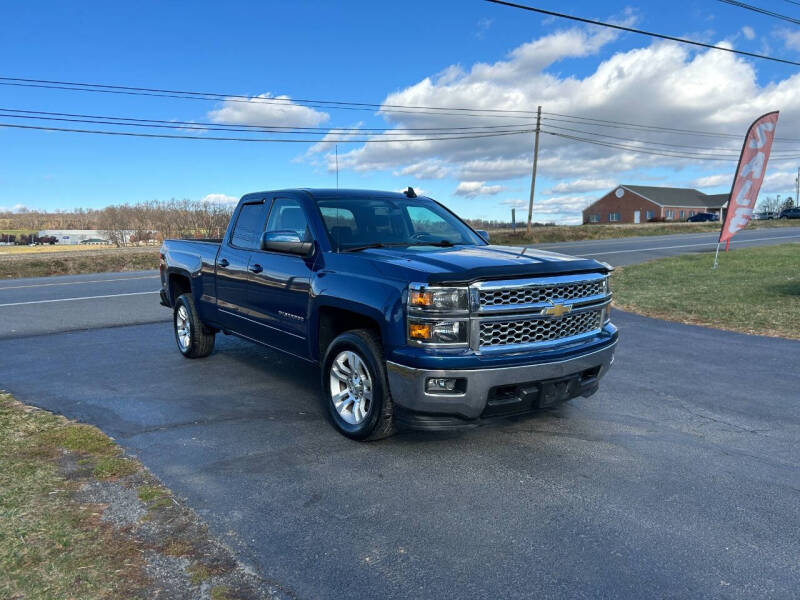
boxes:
[76,479,146,527]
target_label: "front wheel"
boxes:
[173,293,215,358]
[321,329,395,441]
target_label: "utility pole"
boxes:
[795,167,799,208]
[511,208,516,232]
[526,105,542,234]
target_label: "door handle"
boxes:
[218,258,229,268]
[248,263,263,274]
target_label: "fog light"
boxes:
[426,377,458,392]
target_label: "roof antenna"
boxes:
[335,144,339,190]
[404,186,417,198]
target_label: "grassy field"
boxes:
[489,219,795,244]
[0,244,118,255]
[0,392,272,600]
[612,243,800,339]
[0,247,159,279]
[0,393,147,599]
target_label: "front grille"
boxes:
[479,278,605,308]
[480,310,602,347]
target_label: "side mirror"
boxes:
[260,230,314,257]
[476,230,490,243]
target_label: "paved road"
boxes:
[1,227,798,339]
[1,312,798,598]
[0,270,163,338]
[532,225,800,266]
[1,227,799,597]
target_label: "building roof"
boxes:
[622,185,715,208]
[703,193,730,208]
[583,184,731,214]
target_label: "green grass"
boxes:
[0,393,145,599]
[92,456,139,479]
[612,243,800,339]
[489,219,795,245]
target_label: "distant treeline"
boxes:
[0,199,234,246]
[465,218,556,230]
[0,201,559,246]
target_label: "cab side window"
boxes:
[265,198,311,241]
[231,202,267,249]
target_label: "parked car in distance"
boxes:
[753,211,777,220]
[778,207,800,219]
[686,212,719,222]
[159,188,618,440]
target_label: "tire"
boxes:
[173,293,215,358]
[321,329,395,441]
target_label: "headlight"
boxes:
[408,284,469,312]
[408,318,469,345]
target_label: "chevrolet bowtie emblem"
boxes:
[542,302,572,318]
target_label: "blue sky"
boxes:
[2,0,800,222]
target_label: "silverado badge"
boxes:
[542,302,572,318]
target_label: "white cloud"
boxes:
[741,26,755,41]
[500,198,528,208]
[547,178,616,194]
[208,94,329,128]
[397,160,451,179]
[693,173,731,188]
[778,29,800,51]
[330,21,800,200]
[0,204,28,213]
[476,17,493,39]
[761,170,797,194]
[454,181,504,197]
[202,193,238,204]
[308,123,364,155]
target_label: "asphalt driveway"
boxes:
[1,310,798,598]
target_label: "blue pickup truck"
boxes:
[160,188,617,440]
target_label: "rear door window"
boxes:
[231,202,267,249]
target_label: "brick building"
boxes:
[582,185,729,224]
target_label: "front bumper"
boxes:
[386,340,616,427]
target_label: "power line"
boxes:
[543,129,800,161]
[0,121,534,143]
[0,75,546,116]
[0,77,540,119]
[542,112,800,144]
[484,0,800,67]
[542,123,743,154]
[0,107,535,134]
[716,0,800,26]
[542,130,740,160]
[542,113,742,139]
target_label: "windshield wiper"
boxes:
[341,240,461,252]
[406,240,457,247]
[340,242,392,253]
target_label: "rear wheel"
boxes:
[322,329,395,441]
[173,293,215,358]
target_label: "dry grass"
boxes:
[0,393,146,599]
[612,243,800,339]
[0,244,119,255]
[489,219,796,245]
[0,247,160,278]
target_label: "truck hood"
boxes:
[357,244,609,284]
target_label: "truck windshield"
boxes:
[315,197,486,251]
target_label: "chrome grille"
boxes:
[480,310,602,347]
[479,278,605,308]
